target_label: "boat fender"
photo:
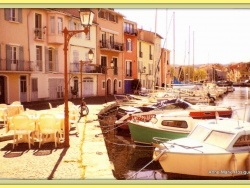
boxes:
[150,115,158,124]
[230,153,237,177]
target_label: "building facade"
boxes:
[0,8,170,104]
[123,19,137,94]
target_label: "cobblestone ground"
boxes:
[0,102,115,180]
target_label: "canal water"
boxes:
[98,87,250,180]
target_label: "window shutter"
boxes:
[18,9,22,23]
[55,48,58,72]
[45,46,49,72]
[19,46,24,70]
[6,44,11,70]
[4,9,10,21]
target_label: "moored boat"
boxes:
[128,113,202,144]
[153,118,250,179]
[117,98,232,132]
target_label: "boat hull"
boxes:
[154,151,250,179]
[189,110,232,119]
[128,122,189,144]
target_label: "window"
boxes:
[31,78,38,92]
[233,135,250,147]
[73,50,79,64]
[139,42,143,57]
[126,39,132,51]
[50,16,55,34]
[35,13,42,39]
[112,58,118,75]
[101,56,107,73]
[57,17,63,35]
[124,23,134,34]
[36,46,42,71]
[73,77,79,92]
[85,29,90,40]
[161,120,188,129]
[110,34,115,48]
[98,10,106,19]
[102,81,106,89]
[47,48,58,72]
[11,46,18,64]
[149,45,153,60]
[126,61,132,77]
[20,76,27,93]
[109,13,117,22]
[6,44,24,71]
[4,8,22,22]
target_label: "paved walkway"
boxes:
[0,96,117,181]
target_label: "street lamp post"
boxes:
[79,49,94,99]
[104,61,114,103]
[63,8,94,147]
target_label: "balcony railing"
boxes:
[124,28,137,36]
[46,61,59,72]
[70,63,102,73]
[34,28,45,40]
[31,60,43,71]
[100,39,123,51]
[0,59,32,71]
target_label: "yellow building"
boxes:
[137,29,163,90]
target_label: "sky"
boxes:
[115,8,250,66]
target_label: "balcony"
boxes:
[0,59,32,71]
[70,63,102,74]
[45,61,59,73]
[124,29,137,36]
[34,28,45,41]
[100,40,123,52]
[31,60,43,71]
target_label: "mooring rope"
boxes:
[103,137,156,148]
[126,150,165,179]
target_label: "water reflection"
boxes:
[98,87,250,180]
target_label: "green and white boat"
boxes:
[127,111,206,145]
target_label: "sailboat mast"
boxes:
[165,9,168,89]
[193,30,195,82]
[151,9,157,92]
[188,25,190,84]
[172,11,175,84]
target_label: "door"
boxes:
[0,76,5,103]
[31,78,38,101]
[20,75,27,102]
[49,78,64,99]
[83,77,94,97]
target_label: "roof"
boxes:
[197,118,250,134]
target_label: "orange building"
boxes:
[123,19,137,94]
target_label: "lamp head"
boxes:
[79,8,95,27]
[110,60,114,68]
[88,49,94,61]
